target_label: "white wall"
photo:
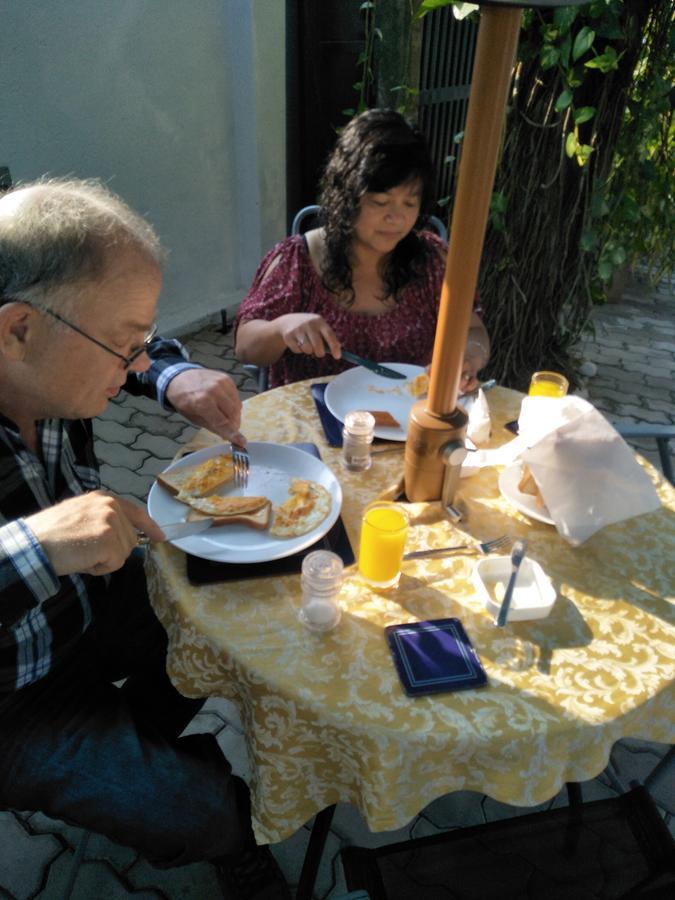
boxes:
[0,0,286,335]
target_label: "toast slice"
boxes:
[518,464,546,509]
[186,495,269,517]
[186,500,272,531]
[156,454,234,499]
[367,410,401,429]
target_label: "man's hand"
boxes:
[26,492,165,577]
[165,369,245,445]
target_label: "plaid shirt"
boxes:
[0,337,199,694]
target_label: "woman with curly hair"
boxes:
[235,108,489,389]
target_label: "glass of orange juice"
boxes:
[528,371,569,398]
[358,501,409,589]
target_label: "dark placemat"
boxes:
[185,442,354,585]
[311,382,343,447]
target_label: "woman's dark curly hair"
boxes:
[318,108,436,305]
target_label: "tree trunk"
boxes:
[478,0,657,391]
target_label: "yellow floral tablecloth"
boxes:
[146,381,675,844]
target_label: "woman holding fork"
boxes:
[234,108,489,389]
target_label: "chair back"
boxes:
[614,423,674,485]
[291,204,448,241]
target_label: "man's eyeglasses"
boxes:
[1,298,157,369]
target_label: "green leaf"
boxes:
[342,108,356,117]
[611,246,627,266]
[574,106,596,125]
[353,82,363,91]
[356,51,369,65]
[566,67,583,88]
[565,131,578,158]
[553,7,578,34]
[416,0,454,18]
[540,44,560,70]
[575,143,594,166]
[541,25,559,44]
[453,131,464,144]
[374,27,383,41]
[572,27,595,62]
[585,46,621,74]
[555,90,573,112]
[598,258,613,282]
[559,34,572,69]
[360,1,375,9]
[580,230,597,252]
[444,155,456,164]
[491,191,507,214]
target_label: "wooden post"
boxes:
[404,5,522,501]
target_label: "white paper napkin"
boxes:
[461,395,661,543]
[520,397,661,545]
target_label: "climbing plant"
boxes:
[476,0,674,389]
[344,0,673,388]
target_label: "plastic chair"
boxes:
[341,785,675,899]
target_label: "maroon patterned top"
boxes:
[235,232,447,387]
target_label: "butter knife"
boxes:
[340,350,407,380]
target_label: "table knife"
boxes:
[340,350,407,380]
[159,518,215,540]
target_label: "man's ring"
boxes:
[296,336,305,347]
[136,531,150,547]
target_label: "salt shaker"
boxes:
[342,410,375,472]
[299,550,343,633]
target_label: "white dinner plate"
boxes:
[324,363,426,440]
[498,462,554,526]
[147,442,342,562]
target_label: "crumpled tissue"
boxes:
[468,395,661,545]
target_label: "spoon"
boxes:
[496,539,528,627]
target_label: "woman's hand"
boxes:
[460,341,487,394]
[461,320,491,395]
[279,313,342,359]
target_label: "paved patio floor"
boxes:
[1,274,673,898]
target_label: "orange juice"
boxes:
[358,503,408,589]
[528,371,568,398]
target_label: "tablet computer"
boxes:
[385,618,488,697]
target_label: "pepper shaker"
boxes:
[342,410,375,472]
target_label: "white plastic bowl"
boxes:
[472,555,557,622]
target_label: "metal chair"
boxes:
[614,422,674,486]
[290,204,448,241]
[340,785,675,899]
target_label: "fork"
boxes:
[231,442,250,488]
[403,535,510,561]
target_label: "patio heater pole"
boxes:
[404,4,521,502]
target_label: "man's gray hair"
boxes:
[0,177,165,310]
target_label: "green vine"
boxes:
[343,1,381,120]
[346,0,673,386]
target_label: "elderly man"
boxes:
[0,179,289,899]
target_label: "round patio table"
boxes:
[145,380,675,845]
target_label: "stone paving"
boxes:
[1,276,672,899]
